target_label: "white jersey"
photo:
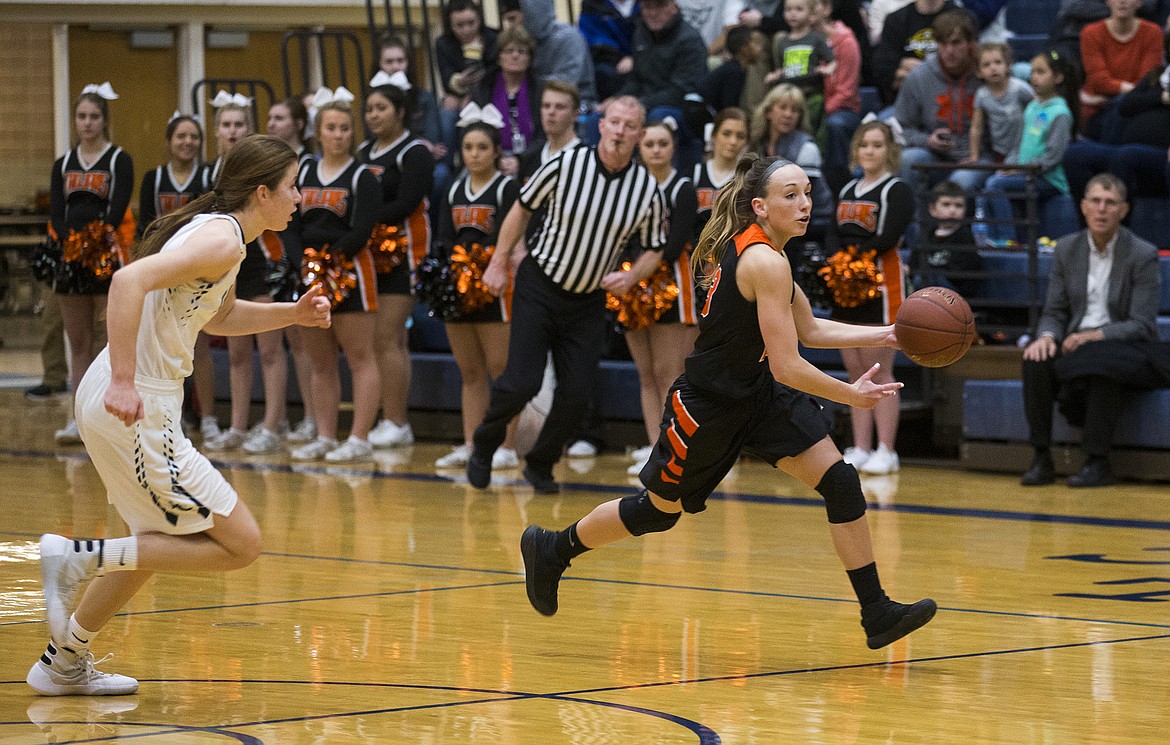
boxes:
[137,213,245,381]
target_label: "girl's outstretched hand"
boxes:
[851,363,902,409]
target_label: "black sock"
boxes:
[554,522,591,565]
[1035,447,1051,460]
[847,562,888,613]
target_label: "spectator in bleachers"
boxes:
[471,26,544,175]
[1064,28,1170,204]
[867,0,914,45]
[828,120,915,476]
[518,81,585,181]
[1019,172,1161,488]
[751,85,834,244]
[967,43,1033,166]
[435,0,499,128]
[873,0,958,106]
[503,0,598,113]
[765,0,835,137]
[742,1,873,86]
[813,0,863,194]
[678,0,745,53]
[1078,0,1162,142]
[895,9,984,192]
[604,0,709,170]
[376,35,443,155]
[910,180,982,295]
[265,98,320,448]
[983,50,1077,243]
[1050,0,1164,68]
[701,25,761,113]
[579,0,639,100]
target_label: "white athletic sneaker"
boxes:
[842,447,871,470]
[204,427,246,451]
[492,447,520,469]
[369,419,414,448]
[54,420,82,446]
[27,642,138,696]
[566,440,599,458]
[435,444,471,468]
[290,436,340,461]
[200,416,222,441]
[861,444,900,475]
[630,444,653,462]
[38,534,102,644]
[242,426,283,454]
[286,419,318,443]
[324,436,373,462]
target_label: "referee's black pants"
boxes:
[473,256,607,470]
[1022,355,1126,459]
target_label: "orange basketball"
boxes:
[895,287,976,368]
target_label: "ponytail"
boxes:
[134,134,295,260]
[691,155,788,288]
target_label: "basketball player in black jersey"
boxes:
[520,155,937,650]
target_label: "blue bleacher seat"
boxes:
[1004,0,1060,36]
[1128,197,1170,250]
[1008,34,1048,63]
[1039,194,1077,239]
[859,86,881,117]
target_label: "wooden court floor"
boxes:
[0,390,1168,744]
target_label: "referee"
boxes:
[468,96,667,492]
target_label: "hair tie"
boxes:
[754,158,793,198]
[311,86,356,109]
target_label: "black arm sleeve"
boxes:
[662,181,697,265]
[379,144,435,226]
[106,150,134,229]
[434,185,456,261]
[496,178,520,242]
[137,170,156,239]
[332,169,381,259]
[49,158,65,239]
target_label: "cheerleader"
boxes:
[623,118,700,476]
[359,81,435,448]
[693,108,749,245]
[289,92,382,462]
[431,106,521,469]
[49,83,134,445]
[137,113,216,439]
[828,121,913,476]
[267,97,320,446]
[202,94,293,455]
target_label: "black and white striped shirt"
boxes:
[520,147,666,294]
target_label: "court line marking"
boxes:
[6,631,1170,744]
[2,446,1168,531]
[1,534,1167,632]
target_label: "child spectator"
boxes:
[813,0,862,194]
[911,180,981,296]
[701,25,761,112]
[765,0,834,135]
[968,42,1033,165]
[984,50,1077,243]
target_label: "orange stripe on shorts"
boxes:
[671,391,699,437]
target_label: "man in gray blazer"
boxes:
[1020,173,1161,487]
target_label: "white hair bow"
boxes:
[369,70,412,91]
[211,90,252,108]
[311,86,356,109]
[457,102,505,129]
[659,115,679,132]
[168,109,202,125]
[81,82,119,100]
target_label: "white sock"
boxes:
[64,613,95,654]
[102,537,139,572]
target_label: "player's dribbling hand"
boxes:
[296,285,332,328]
[104,381,144,426]
[851,363,903,409]
[483,263,508,296]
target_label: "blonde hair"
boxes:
[214,102,255,135]
[691,155,791,288]
[849,120,901,173]
[752,84,808,148]
[135,135,296,260]
[314,101,357,156]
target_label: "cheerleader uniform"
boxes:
[358,132,435,295]
[296,157,381,314]
[830,173,914,325]
[656,169,699,326]
[692,161,734,246]
[137,162,204,237]
[49,143,134,294]
[434,171,519,323]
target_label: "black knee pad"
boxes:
[816,460,867,524]
[619,491,681,536]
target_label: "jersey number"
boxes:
[700,266,722,318]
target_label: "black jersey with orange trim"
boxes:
[138,164,206,238]
[435,172,519,261]
[684,224,793,398]
[358,132,434,267]
[50,144,134,237]
[296,157,381,259]
[692,161,734,242]
[834,173,914,255]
